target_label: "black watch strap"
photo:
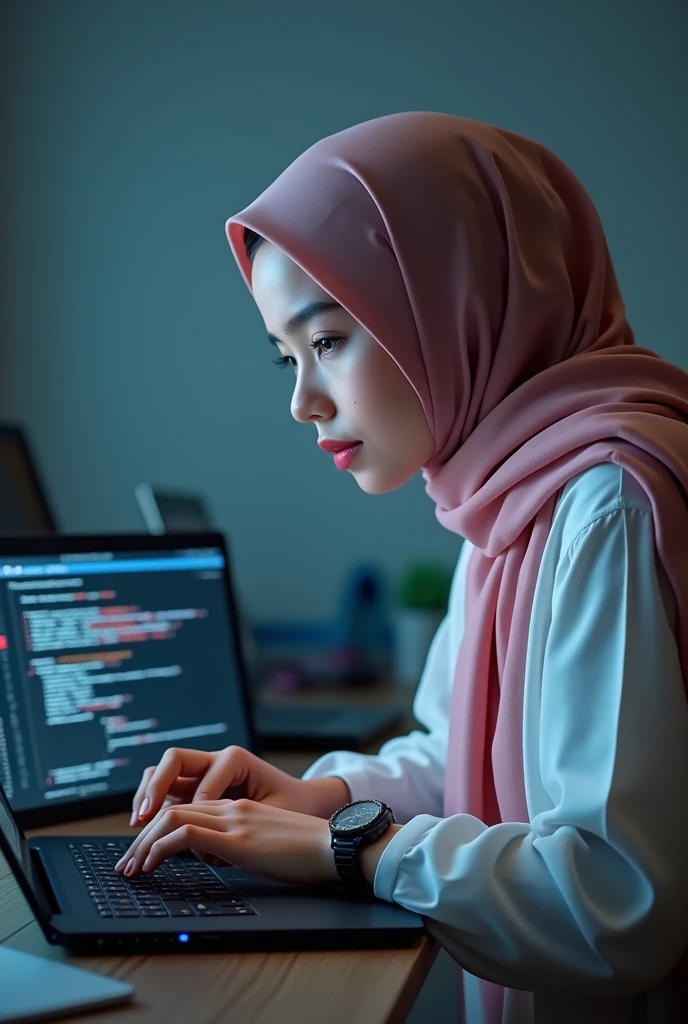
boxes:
[329,802,395,891]
[331,835,368,890]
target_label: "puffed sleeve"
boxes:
[371,505,688,997]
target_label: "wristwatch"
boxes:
[328,799,395,891]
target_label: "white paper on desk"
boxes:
[0,946,134,1022]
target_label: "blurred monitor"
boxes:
[0,425,56,535]
[135,483,214,535]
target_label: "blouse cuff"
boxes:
[373,814,441,902]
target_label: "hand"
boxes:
[129,745,350,829]
[115,799,340,886]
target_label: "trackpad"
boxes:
[216,867,373,903]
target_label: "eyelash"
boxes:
[273,337,345,369]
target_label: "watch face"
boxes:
[333,800,382,831]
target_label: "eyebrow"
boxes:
[267,300,342,346]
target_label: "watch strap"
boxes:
[331,835,367,889]
[330,804,395,890]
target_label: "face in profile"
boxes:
[250,242,434,495]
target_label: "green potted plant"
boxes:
[392,561,453,686]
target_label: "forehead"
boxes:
[251,243,331,314]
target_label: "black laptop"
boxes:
[0,533,423,953]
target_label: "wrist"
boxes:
[303,776,352,818]
[359,822,403,887]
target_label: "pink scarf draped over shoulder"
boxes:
[226,111,688,1017]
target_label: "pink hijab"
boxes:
[226,111,688,1015]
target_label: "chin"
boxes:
[351,465,417,495]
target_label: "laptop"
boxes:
[0,532,423,953]
[0,424,57,535]
[134,484,403,750]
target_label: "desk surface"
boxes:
[0,688,437,1024]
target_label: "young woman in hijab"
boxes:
[117,112,688,1023]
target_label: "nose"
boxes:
[290,368,335,424]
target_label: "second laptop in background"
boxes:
[134,482,403,752]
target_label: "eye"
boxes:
[310,336,345,357]
[273,354,296,370]
[273,337,345,371]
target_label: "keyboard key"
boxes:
[189,900,221,915]
[161,900,194,917]
[141,908,168,917]
[98,909,114,917]
[114,909,140,917]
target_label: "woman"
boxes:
[116,112,688,1022]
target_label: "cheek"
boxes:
[342,345,400,419]
[337,339,433,463]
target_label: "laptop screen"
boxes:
[0,540,251,817]
[153,494,212,532]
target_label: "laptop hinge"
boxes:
[29,846,61,915]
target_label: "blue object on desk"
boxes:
[339,563,392,674]
[0,946,134,1021]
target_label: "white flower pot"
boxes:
[391,608,445,687]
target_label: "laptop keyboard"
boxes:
[69,841,255,919]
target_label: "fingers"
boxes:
[141,824,234,876]
[117,807,230,876]
[191,746,250,804]
[132,776,196,824]
[131,748,215,824]
[117,801,229,871]
[165,777,200,804]
[130,766,155,825]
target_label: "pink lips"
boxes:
[317,438,363,471]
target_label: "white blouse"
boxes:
[302,463,688,1023]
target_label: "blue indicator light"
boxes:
[178,933,189,943]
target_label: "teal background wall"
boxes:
[1,0,685,628]
[0,5,685,1015]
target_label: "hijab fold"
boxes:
[226,111,688,1021]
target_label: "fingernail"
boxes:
[129,811,137,826]
[124,857,136,876]
[140,797,150,817]
[195,791,209,802]
[142,857,152,873]
[115,856,126,871]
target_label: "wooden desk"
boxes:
[0,687,437,1024]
